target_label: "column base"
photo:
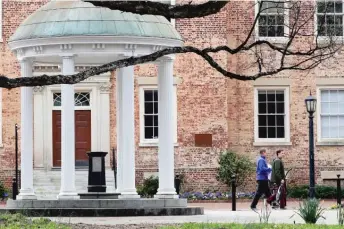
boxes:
[119,193,141,199]
[57,192,80,200]
[17,188,37,200]
[154,194,179,199]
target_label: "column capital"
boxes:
[158,55,175,63]
[18,57,34,64]
[59,54,77,59]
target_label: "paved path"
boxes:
[48,201,340,226]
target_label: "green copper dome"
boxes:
[9,0,182,42]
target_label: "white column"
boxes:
[118,66,140,199]
[33,87,45,168]
[58,55,79,199]
[116,71,123,193]
[155,56,178,199]
[17,58,37,200]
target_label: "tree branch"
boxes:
[85,0,229,19]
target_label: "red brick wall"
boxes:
[1,0,341,194]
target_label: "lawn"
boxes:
[161,223,344,229]
[0,213,69,229]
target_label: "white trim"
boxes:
[170,0,176,27]
[253,86,291,144]
[316,86,344,143]
[255,0,290,43]
[9,36,183,51]
[139,85,177,146]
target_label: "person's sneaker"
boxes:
[251,207,258,212]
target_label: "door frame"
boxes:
[33,72,111,170]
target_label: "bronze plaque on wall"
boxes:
[194,134,212,147]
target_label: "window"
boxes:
[317,0,344,36]
[143,90,159,140]
[53,92,91,107]
[254,87,290,143]
[257,0,286,38]
[319,89,344,139]
[139,86,177,145]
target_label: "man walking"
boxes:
[250,149,272,211]
[271,150,286,208]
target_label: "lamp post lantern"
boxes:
[305,93,317,199]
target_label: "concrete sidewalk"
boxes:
[49,209,339,226]
[47,201,341,226]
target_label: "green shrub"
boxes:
[293,199,325,224]
[216,151,255,189]
[137,176,159,198]
[288,185,343,199]
[0,181,6,198]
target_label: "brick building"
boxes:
[0,0,342,198]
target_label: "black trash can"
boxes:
[87,151,108,192]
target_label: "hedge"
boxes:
[161,223,344,229]
[288,185,343,199]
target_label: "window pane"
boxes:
[335,1,343,13]
[153,127,158,139]
[153,91,158,101]
[330,90,338,102]
[145,127,154,139]
[258,115,267,126]
[326,1,335,13]
[321,116,330,138]
[144,91,154,102]
[268,127,276,138]
[335,26,343,36]
[153,102,158,114]
[145,102,154,114]
[259,103,267,114]
[330,116,338,127]
[322,102,330,114]
[335,15,343,25]
[339,126,344,138]
[144,116,153,127]
[330,102,338,113]
[259,26,268,37]
[268,26,276,36]
[322,90,330,101]
[329,126,339,138]
[276,92,284,102]
[276,26,284,36]
[267,91,276,101]
[276,115,284,126]
[277,127,285,138]
[268,102,276,113]
[153,115,158,126]
[277,102,285,113]
[258,91,267,102]
[317,1,326,13]
[268,15,276,25]
[259,127,267,138]
[268,115,276,126]
[338,90,344,103]
[259,16,267,25]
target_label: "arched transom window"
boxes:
[53,92,91,107]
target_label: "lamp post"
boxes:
[305,93,317,199]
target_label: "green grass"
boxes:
[0,213,70,229]
[160,223,344,229]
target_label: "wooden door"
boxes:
[52,110,91,167]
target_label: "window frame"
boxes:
[317,86,344,143]
[139,85,177,146]
[315,0,344,40]
[255,0,290,43]
[254,86,291,144]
